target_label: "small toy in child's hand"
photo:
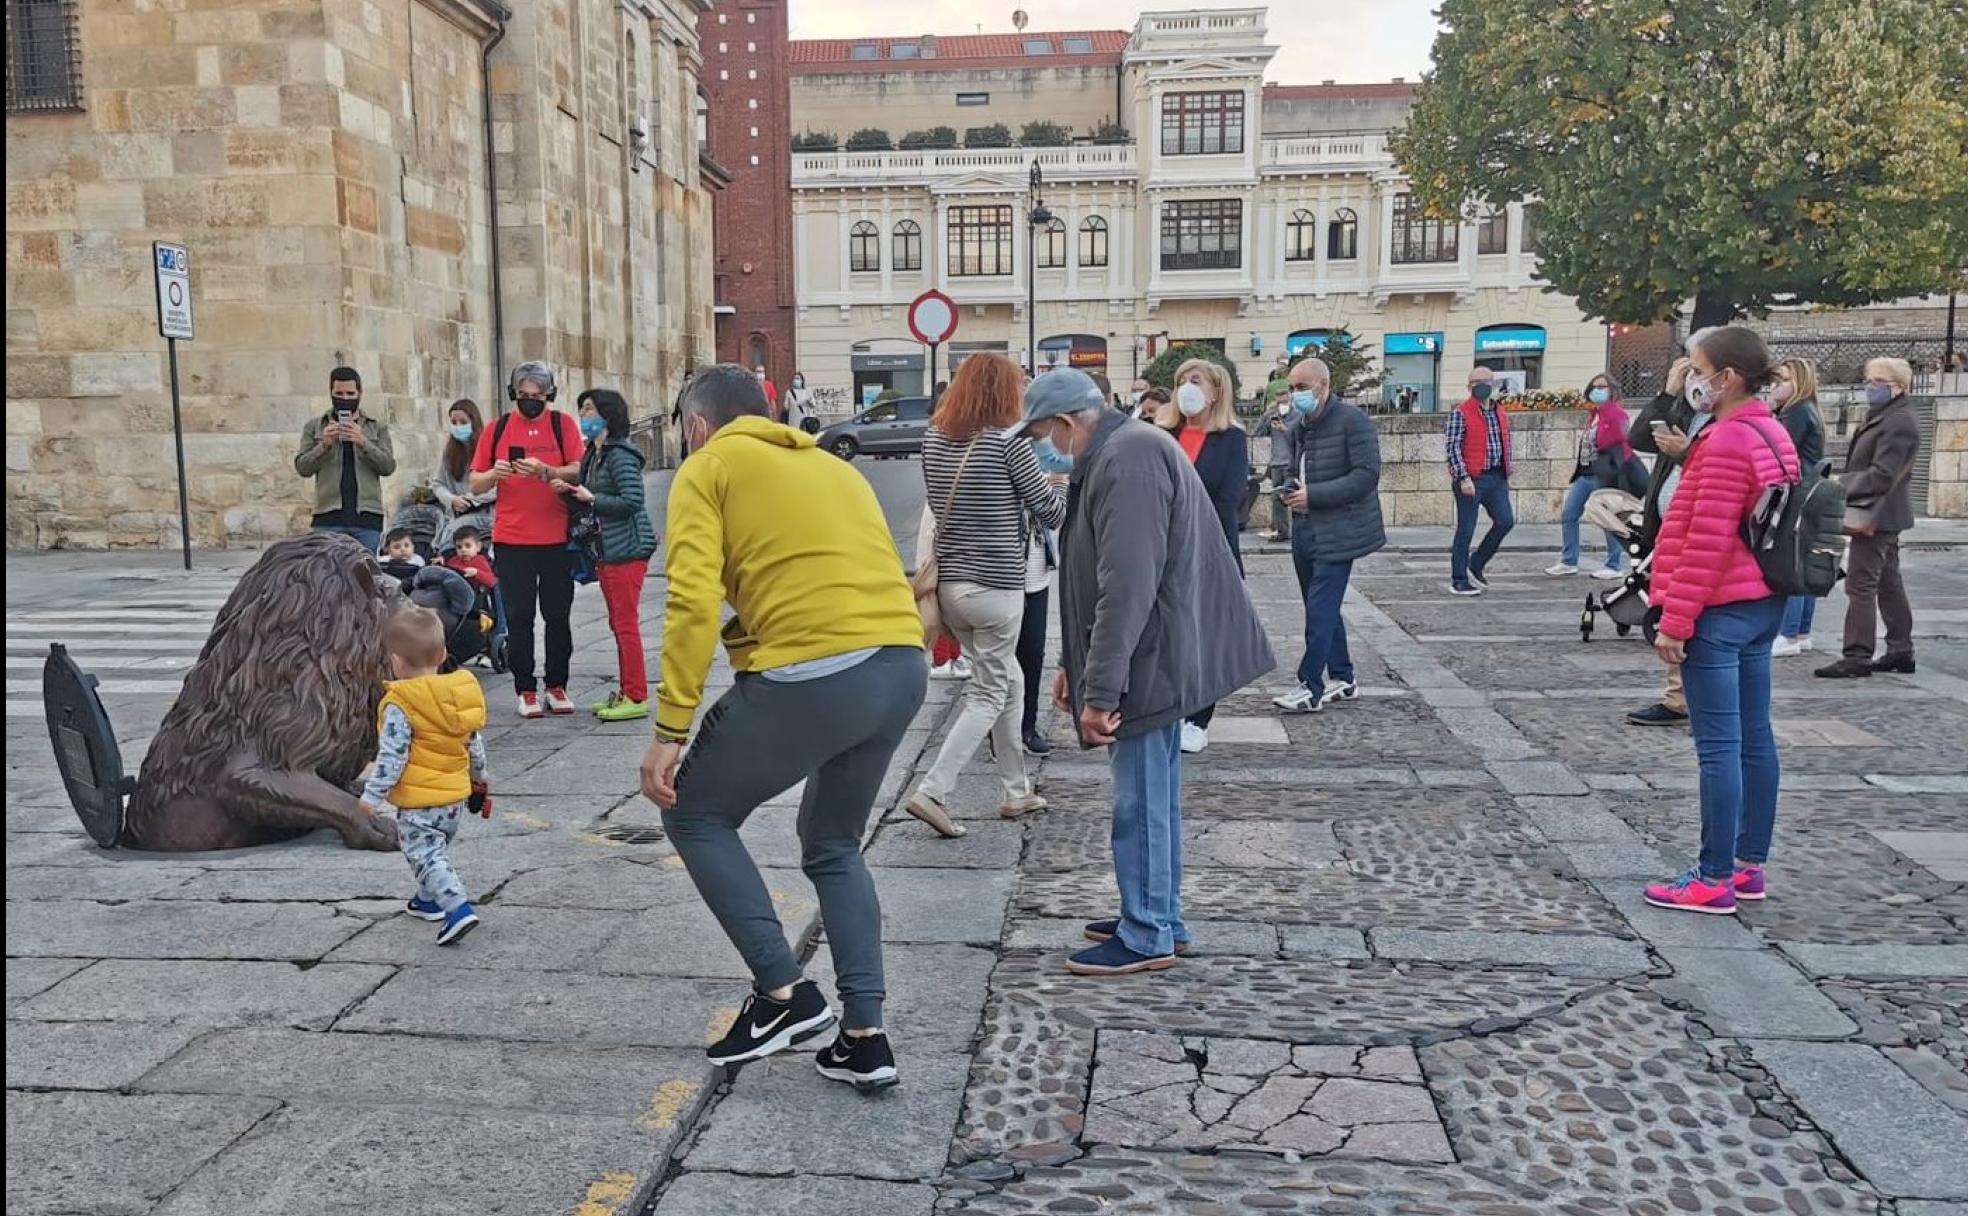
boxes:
[468,781,492,819]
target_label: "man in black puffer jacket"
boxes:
[1274,357,1386,714]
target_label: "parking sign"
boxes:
[153,242,193,340]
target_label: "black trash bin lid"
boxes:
[42,644,131,848]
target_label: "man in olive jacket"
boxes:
[1274,357,1384,713]
[295,366,396,553]
[1018,369,1275,977]
[1819,357,1923,678]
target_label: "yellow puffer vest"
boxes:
[376,670,488,809]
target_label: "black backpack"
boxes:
[1740,418,1845,598]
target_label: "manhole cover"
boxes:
[589,825,666,845]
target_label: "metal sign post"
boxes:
[908,289,959,398]
[152,242,194,571]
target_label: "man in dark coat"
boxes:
[1273,357,1385,713]
[1018,369,1275,977]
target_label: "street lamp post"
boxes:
[1026,159,1051,377]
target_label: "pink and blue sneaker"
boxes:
[1732,865,1767,901]
[1642,869,1738,915]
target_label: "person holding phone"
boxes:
[470,361,586,719]
[295,366,396,555]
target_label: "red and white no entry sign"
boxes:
[907,289,958,347]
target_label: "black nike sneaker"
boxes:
[814,1030,899,1090]
[705,980,836,1066]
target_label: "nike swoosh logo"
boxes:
[752,1009,791,1040]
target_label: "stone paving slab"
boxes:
[802,943,996,1055]
[1658,947,1858,1038]
[4,1019,207,1091]
[5,1091,280,1216]
[1749,1039,1968,1199]
[323,904,638,973]
[4,956,91,1010]
[1486,759,1591,796]
[1873,829,1968,881]
[864,818,1024,869]
[1588,879,1764,948]
[1369,928,1650,974]
[654,1173,936,1216]
[488,854,705,910]
[1778,942,1968,979]
[684,1046,972,1182]
[337,966,739,1048]
[16,959,394,1031]
[868,866,1015,946]
[1554,837,1673,877]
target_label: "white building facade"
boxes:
[788,9,1607,413]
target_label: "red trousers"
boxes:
[932,632,962,666]
[596,558,649,703]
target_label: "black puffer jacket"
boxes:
[1286,398,1386,563]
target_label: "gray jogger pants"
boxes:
[662,646,927,1030]
[399,802,469,913]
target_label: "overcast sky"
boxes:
[787,0,1443,86]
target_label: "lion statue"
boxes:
[121,532,404,851]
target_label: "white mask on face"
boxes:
[1176,382,1209,418]
[1769,381,1794,406]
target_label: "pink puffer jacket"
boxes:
[1649,402,1798,641]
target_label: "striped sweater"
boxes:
[922,426,1068,591]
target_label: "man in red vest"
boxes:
[1443,366,1514,595]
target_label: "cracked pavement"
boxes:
[7,505,1968,1215]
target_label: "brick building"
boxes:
[5,0,720,551]
[698,0,797,386]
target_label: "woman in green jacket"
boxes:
[559,389,660,720]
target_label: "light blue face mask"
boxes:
[1864,382,1897,408]
[1588,387,1611,404]
[580,416,607,440]
[1032,437,1074,474]
[449,424,475,443]
[1290,389,1320,414]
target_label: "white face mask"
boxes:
[1176,382,1209,418]
[1769,382,1793,405]
[1129,390,1143,404]
[1685,371,1715,410]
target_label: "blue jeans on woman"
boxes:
[1559,477,1620,570]
[1779,595,1816,639]
[1682,596,1786,881]
[1109,721,1189,957]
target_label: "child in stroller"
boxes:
[438,526,507,674]
[1578,488,1657,642]
[395,484,508,672]
[402,565,495,671]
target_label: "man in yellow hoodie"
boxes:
[641,364,927,1090]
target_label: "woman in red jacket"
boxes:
[1642,327,1798,915]
[1547,373,1632,579]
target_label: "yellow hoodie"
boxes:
[657,416,922,740]
[376,670,487,808]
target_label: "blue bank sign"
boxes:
[1475,324,1546,354]
[1384,332,1442,356]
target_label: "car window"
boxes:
[897,398,931,421]
[859,403,898,423]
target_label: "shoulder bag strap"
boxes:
[1741,416,1799,484]
[936,435,980,526]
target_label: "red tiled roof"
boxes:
[790,30,1129,74]
[1263,82,1417,101]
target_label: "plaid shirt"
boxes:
[1445,402,1507,483]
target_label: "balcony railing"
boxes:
[792,144,1138,184]
[1259,134,1390,170]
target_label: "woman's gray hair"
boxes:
[1865,357,1913,392]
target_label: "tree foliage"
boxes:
[965,123,1014,148]
[1021,120,1071,146]
[844,128,892,151]
[1088,118,1129,145]
[1142,345,1242,401]
[1319,328,1384,398]
[899,126,959,150]
[791,130,836,152]
[1393,0,1968,325]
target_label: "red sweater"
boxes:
[1453,397,1511,479]
[441,553,497,589]
[1649,402,1796,641]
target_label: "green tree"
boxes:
[1088,118,1128,145]
[1393,0,1968,327]
[844,128,892,151]
[899,126,959,150]
[791,130,837,152]
[1319,328,1383,398]
[1141,345,1241,401]
[1021,120,1071,147]
[965,123,1013,149]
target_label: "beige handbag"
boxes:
[912,438,978,646]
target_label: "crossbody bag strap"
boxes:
[936,435,980,528]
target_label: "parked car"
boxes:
[816,396,932,460]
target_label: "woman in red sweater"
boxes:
[1643,327,1799,915]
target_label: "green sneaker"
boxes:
[591,692,621,717]
[594,696,649,722]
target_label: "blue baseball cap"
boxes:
[1012,368,1108,435]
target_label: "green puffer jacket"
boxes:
[582,439,658,563]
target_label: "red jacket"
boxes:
[441,553,497,589]
[1649,402,1797,641]
[1453,397,1511,479]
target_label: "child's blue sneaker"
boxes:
[436,903,480,946]
[405,898,445,922]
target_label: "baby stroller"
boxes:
[393,483,447,563]
[405,566,506,673]
[1578,490,1659,644]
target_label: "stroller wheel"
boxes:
[490,637,509,674]
[1616,623,1633,637]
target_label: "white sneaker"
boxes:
[1546,563,1580,577]
[1180,722,1209,753]
[929,661,964,681]
[1591,567,1625,581]
[1320,680,1359,706]
[951,657,973,679]
[1771,635,1807,658]
[1272,686,1321,713]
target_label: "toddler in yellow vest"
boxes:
[360,607,491,945]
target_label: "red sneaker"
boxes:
[1732,865,1767,901]
[543,686,575,715]
[516,691,544,719]
[1642,869,1738,915]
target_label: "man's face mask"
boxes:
[515,393,548,419]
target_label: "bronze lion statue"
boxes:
[121,532,404,851]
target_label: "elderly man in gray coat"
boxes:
[1017,369,1276,976]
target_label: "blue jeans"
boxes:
[1450,470,1514,584]
[1559,477,1620,570]
[1779,595,1817,639]
[1109,722,1189,957]
[314,523,382,555]
[1682,597,1785,881]
[1290,525,1354,696]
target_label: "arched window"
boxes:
[892,219,923,271]
[1037,217,1067,269]
[1286,208,1317,262]
[1327,208,1358,261]
[849,221,880,272]
[747,334,769,372]
[1476,206,1508,255]
[695,90,709,150]
[1078,216,1109,268]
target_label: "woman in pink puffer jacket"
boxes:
[1642,326,1799,916]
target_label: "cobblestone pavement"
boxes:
[7,528,1968,1216]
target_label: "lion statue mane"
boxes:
[121,532,403,851]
